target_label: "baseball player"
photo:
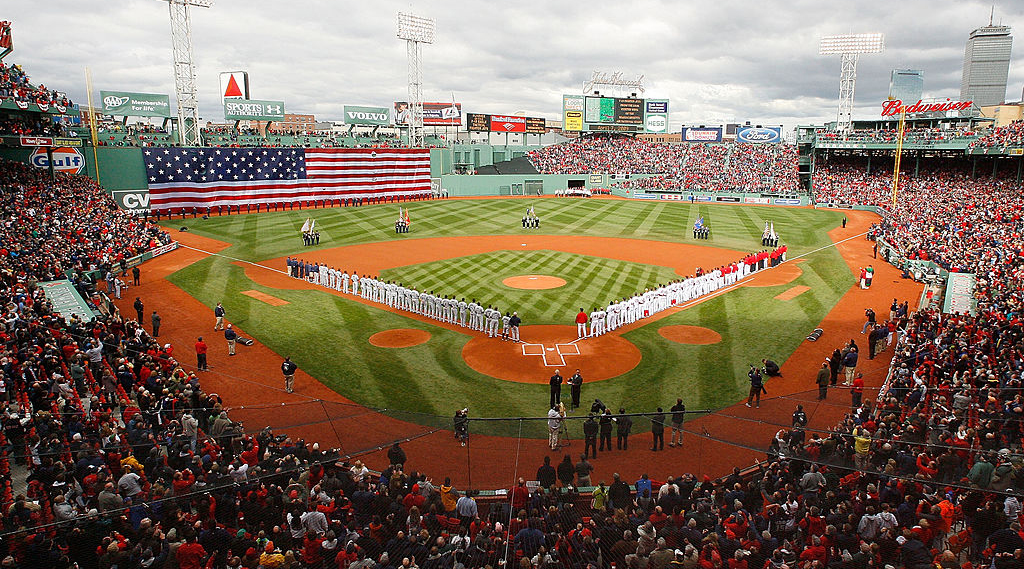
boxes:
[351,273,360,296]
[589,307,603,337]
[458,298,468,327]
[501,311,511,340]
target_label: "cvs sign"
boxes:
[29,146,85,174]
[112,191,152,214]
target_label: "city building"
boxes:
[960,24,1013,107]
[889,69,924,103]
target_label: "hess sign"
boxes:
[881,99,973,116]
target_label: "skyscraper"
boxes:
[889,69,924,103]
[960,24,1013,107]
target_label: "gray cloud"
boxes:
[5,0,1022,130]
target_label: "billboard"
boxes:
[29,147,85,175]
[219,71,250,103]
[467,113,547,134]
[100,91,171,117]
[343,105,390,125]
[224,99,285,121]
[391,102,463,126]
[736,126,782,143]
[562,95,584,132]
[644,99,669,133]
[681,127,723,142]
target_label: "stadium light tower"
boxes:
[397,12,435,148]
[819,33,884,132]
[160,0,212,147]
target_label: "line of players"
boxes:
[286,243,788,340]
[578,245,788,338]
[285,258,523,341]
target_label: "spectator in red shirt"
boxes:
[176,534,208,569]
[195,337,208,372]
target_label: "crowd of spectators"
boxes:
[970,121,1024,150]
[0,62,73,109]
[3,132,1024,569]
[816,127,984,145]
[527,136,798,194]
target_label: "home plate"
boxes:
[529,277,538,280]
[521,243,526,246]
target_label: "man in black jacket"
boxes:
[583,415,598,458]
[536,456,556,489]
[599,409,613,452]
[669,398,686,447]
[608,473,631,509]
[281,356,297,393]
[651,407,666,451]
[616,408,633,450]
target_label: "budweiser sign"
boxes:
[881,99,973,116]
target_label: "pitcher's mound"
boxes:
[369,328,431,348]
[659,325,722,345]
[503,275,567,290]
[463,325,640,383]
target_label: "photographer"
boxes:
[746,365,764,408]
[547,403,565,451]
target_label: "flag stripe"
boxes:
[144,147,432,210]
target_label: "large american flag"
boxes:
[143,147,432,210]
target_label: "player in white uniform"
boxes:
[589,307,603,337]
[351,273,360,296]
[458,298,468,327]
[501,312,511,340]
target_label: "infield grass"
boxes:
[165,199,851,436]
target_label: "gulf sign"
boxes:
[29,146,85,174]
[681,127,723,142]
[736,126,782,144]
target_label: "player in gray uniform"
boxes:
[501,312,511,340]
[458,298,468,327]
[342,270,350,293]
[472,300,484,331]
[488,306,502,337]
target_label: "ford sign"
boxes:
[736,126,782,144]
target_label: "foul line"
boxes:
[177,243,288,275]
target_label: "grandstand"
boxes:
[4,25,1024,569]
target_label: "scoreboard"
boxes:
[563,95,669,133]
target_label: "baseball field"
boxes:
[161,197,855,437]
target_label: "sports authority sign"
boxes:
[880,99,973,116]
[224,99,285,121]
[29,147,85,174]
[343,105,390,125]
[100,91,171,117]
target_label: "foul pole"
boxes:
[891,109,906,207]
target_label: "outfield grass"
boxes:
[165,199,851,436]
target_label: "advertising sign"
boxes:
[589,174,604,185]
[562,95,585,132]
[632,193,659,200]
[38,280,95,322]
[743,197,770,204]
[343,105,390,125]
[774,198,802,205]
[224,99,285,121]
[219,71,250,102]
[736,126,782,144]
[681,127,723,142]
[659,194,684,200]
[466,113,490,132]
[100,91,171,117]
[715,196,742,203]
[20,136,53,146]
[881,99,973,116]
[644,99,669,133]
[112,190,152,214]
[29,146,85,174]
[490,115,526,132]
[525,117,546,134]
[392,102,462,126]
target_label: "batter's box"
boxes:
[522,342,582,366]
[522,343,545,357]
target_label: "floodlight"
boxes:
[819,33,885,132]
[819,33,884,55]
[159,0,213,147]
[397,12,435,44]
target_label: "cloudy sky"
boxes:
[6,0,1023,130]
